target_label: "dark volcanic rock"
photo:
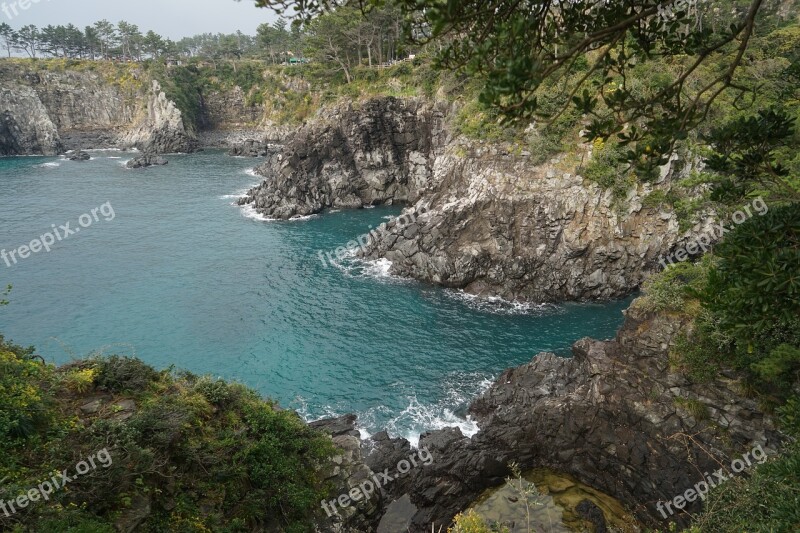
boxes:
[355,299,780,532]
[238,95,716,303]
[68,150,91,161]
[237,97,450,219]
[227,138,267,157]
[126,152,168,169]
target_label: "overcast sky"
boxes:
[4,0,281,38]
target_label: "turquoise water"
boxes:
[0,151,632,443]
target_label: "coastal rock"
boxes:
[357,299,780,531]
[126,152,168,169]
[227,137,267,157]
[0,65,196,155]
[119,80,197,154]
[68,150,91,161]
[311,415,384,532]
[0,83,63,155]
[240,95,711,303]
[238,97,450,219]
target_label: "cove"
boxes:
[0,151,632,443]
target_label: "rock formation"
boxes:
[126,152,168,168]
[0,64,195,155]
[240,96,715,302]
[237,98,450,219]
[325,299,780,532]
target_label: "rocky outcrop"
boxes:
[360,144,711,302]
[237,98,450,219]
[0,83,62,155]
[311,415,385,533]
[118,80,196,153]
[227,137,267,157]
[68,150,91,161]
[354,300,780,531]
[126,152,168,168]
[0,64,195,155]
[239,96,712,302]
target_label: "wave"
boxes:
[443,288,557,316]
[37,162,60,168]
[237,203,318,222]
[294,373,493,448]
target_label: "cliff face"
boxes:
[348,300,780,532]
[238,98,450,219]
[0,63,195,154]
[240,96,713,302]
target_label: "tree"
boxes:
[252,0,771,176]
[117,21,142,60]
[0,23,14,58]
[143,30,165,58]
[13,24,40,58]
[84,25,101,60]
[93,19,117,59]
[304,7,362,83]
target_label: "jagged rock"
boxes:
[238,97,451,219]
[355,299,781,532]
[0,84,63,155]
[239,96,714,303]
[0,65,196,155]
[68,150,91,161]
[126,153,168,168]
[576,499,608,533]
[311,415,384,533]
[227,138,266,157]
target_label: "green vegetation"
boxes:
[0,338,335,532]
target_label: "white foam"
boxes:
[444,289,556,315]
[107,156,122,159]
[37,162,60,168]
[239,203,274,222]
[244,168,260,177]
[237,202,318,222]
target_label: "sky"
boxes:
[2,0,281,39]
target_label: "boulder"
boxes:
[126,153,168,169]
[68,150,91,161]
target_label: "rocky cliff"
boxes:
[240,96,713,302]
[238,98,450,219]
[0,62,195,154]
[323,299,780,532]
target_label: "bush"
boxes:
[690,441,800,531]
[449,510,509,533]
[637,259,709,314]
[93,356,160,393]
[0,349,51,443]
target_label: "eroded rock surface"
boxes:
[351,300,780,532]
[238,98,451,219]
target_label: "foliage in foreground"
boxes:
[0,340,335,532]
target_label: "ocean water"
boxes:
[0,151,632,445]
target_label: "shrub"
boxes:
[637,260,709,314]
[449,510,509,533]
[93,356,160,393]
[0,349,51,442]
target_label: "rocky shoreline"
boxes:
[238,96,716,303]
[318,298,779,532]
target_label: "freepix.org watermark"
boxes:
[2,202,115,268]
[321,446,434,517]
[0,448,113,517]
[655,443,769,519]
[317,205,429,268]
[658,196,768,270]
[2,0,51,21]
